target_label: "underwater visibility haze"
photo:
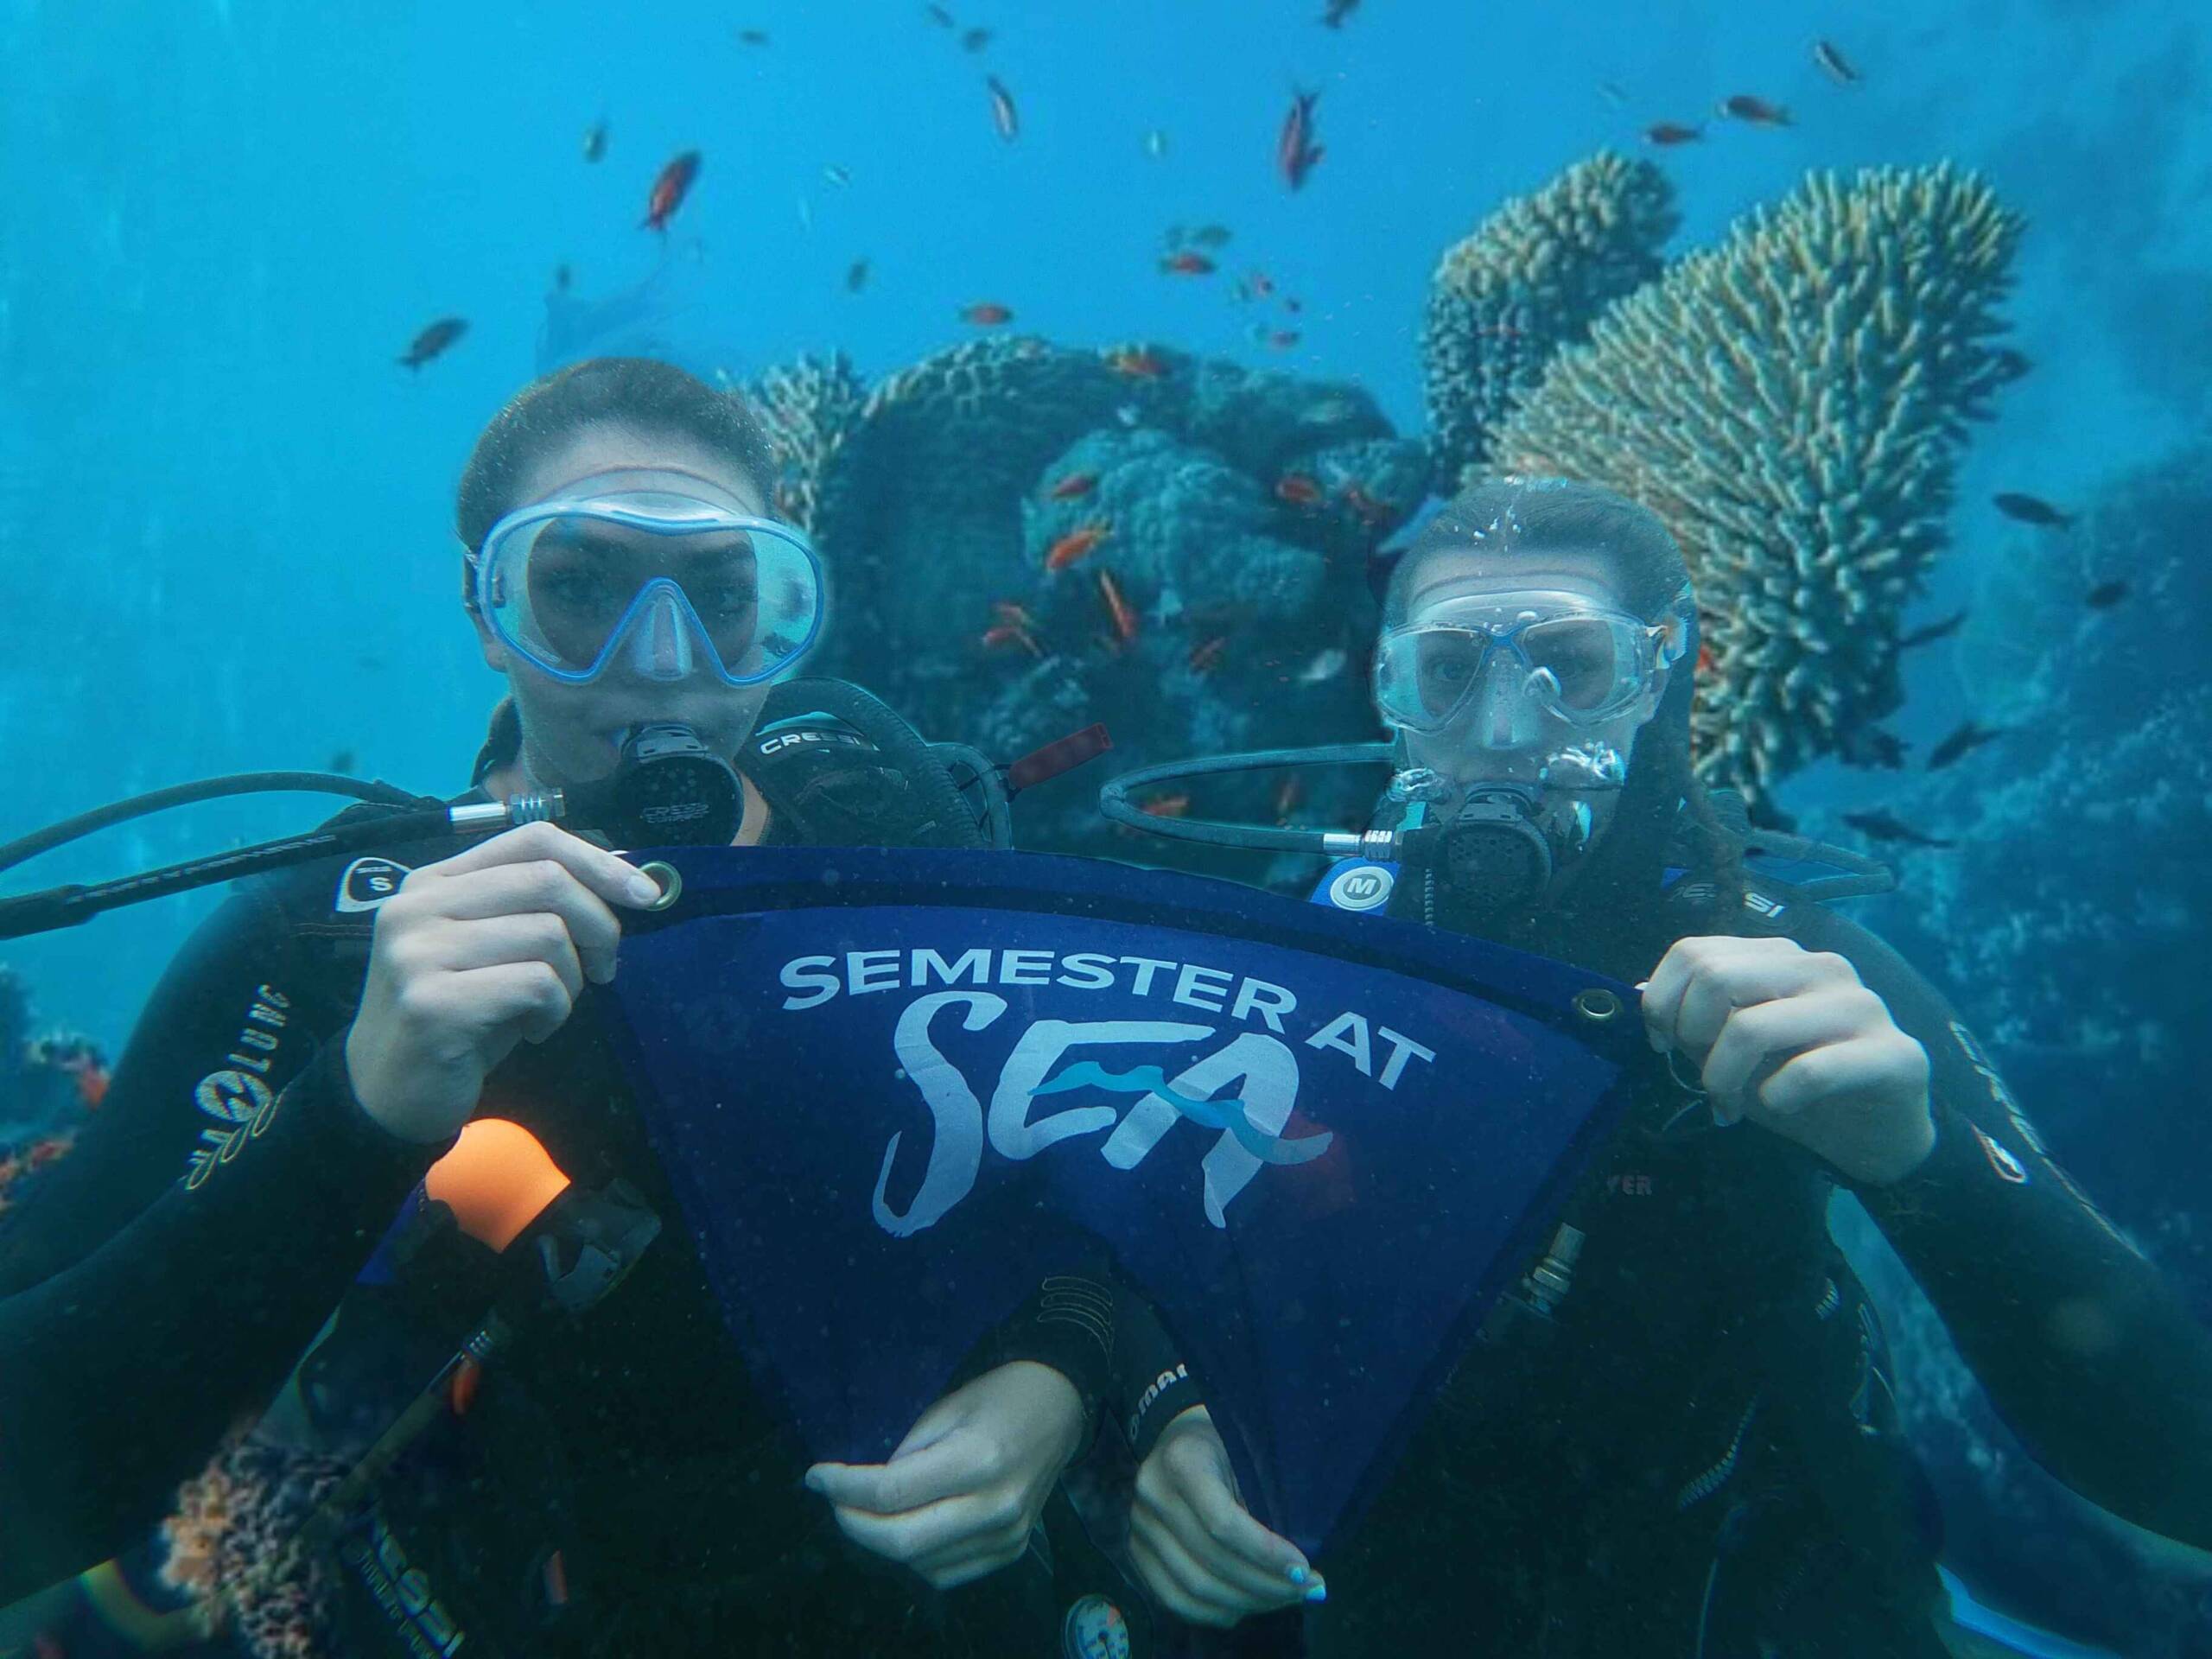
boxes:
[2,1,2210,1655]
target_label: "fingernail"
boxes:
[1287,1565,1308,1586]
[1303,1580,1328,1604]
[803,1468,825,1493]
[1648,1030,1667,1053]
[1634,980,1650,992]
[626,869,663,906]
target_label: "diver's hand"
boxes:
[805,1361,1085,1590]
[1130,1406,1319,1627]
[1640,935,1935,1186]
[346,821,663,1143]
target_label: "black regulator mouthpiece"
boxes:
[564,723,744,849]
[1426,784,1555,917]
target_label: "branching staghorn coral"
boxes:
[1421,151,1677,488]
[1495,164,2023,804]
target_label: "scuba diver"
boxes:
[0,357,1257,1656]
[1108,477,2212,1655]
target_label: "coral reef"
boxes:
[752,339,1429,869]
[1420,151,1677,489]
[1495,165,2023,808]
[0,961,106,1211]
[1825,445,2212,1656]
[752,351,868,537]
[161,1437,349,1659]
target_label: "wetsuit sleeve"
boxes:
[1798,906,2212,1549]
[0,893,445,1596]
[948,1265,1203,1460]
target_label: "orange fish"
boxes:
[961,301,1014,326]
[1274,473,1324,506]
[448,1357,485,1417]
[992,600,1035,626]
[1644,122,1703,146]
[1718,94,1790,126]
[982,622,1043,657]
[643,149,702,232]
[1160,251,1216,276]
[1097,570,1139,643]
[1188,635,1228,673]
[1697,643,1716,674]
[1140,792,1192,818]
[1047,471,1099,499]
[1046,522,1111,571]
[1108,348,1167,378]
[1341,481,1394,528]
[73,1064,110,1111]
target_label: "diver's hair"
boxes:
[1383,474,1691,628]
[454,357,779,607]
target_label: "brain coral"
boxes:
[1421,151,1677,489]
[1494,164,2023,804]
[751,352,868,537]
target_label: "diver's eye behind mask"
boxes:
[474,491,824,688]
[1373,600,1685,736]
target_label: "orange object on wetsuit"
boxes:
[423,1118,571,1252]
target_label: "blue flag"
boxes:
[601,848,1642,1552]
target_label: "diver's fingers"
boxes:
[1643,937,1824,1058]
[418,913,586,1006]
[438,961,576,1048]
[1144,1471,1311,1611]
[1700,988,1872,1118]
[426,820,663,912]
[808,1434,972,1516]
[1129,1518,1255,1628]
[908,1531,1033,1590]
[1182,1471,1314,1602]
[414,861,627,985]
[823,1491,1001,1569]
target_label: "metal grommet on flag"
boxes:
[637,861,683,912]
[1573,987,1622,1024]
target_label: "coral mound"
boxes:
[1496,164,2023,804]
[1421,151,1677,488]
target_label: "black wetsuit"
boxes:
[1284,804,2212,1658]
[0,681,1182,1655]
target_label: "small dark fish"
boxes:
[1841,810,1955,849]
[1160,251,1216,276]
[1992,492,2074,529]
[823,163,852,188]
[581,120,608,163]
[960,301,1013,326]
[1187,224,1233,248]
[327,748,358,774]
[1837,726,1910,769]
[1718,93,1791,126]
[736,28,770,47]
[1266,329,1302,350]
[642,150,702,232]
[1812,39,1860,85]
[1321,0,1360,24]
[1991,346,2033,382]
[1897,608,1968,649]
[985,74,1020,141]
[357,655,388,671]
[1644,121,1704,146]
[1277,90,1324,190]
[925,3,956,24]
[2085,579,2130,609]
[961,26,992,51]
[846,258,871,293]
[1927,720,2005,771]
[552,263,573,294]
[397,316,467,370]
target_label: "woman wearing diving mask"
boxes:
[1122,478,2212,1654]
[0,359,1183,1655]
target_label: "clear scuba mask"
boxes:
[473,487,824,688]
[1372,590,1688,740]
